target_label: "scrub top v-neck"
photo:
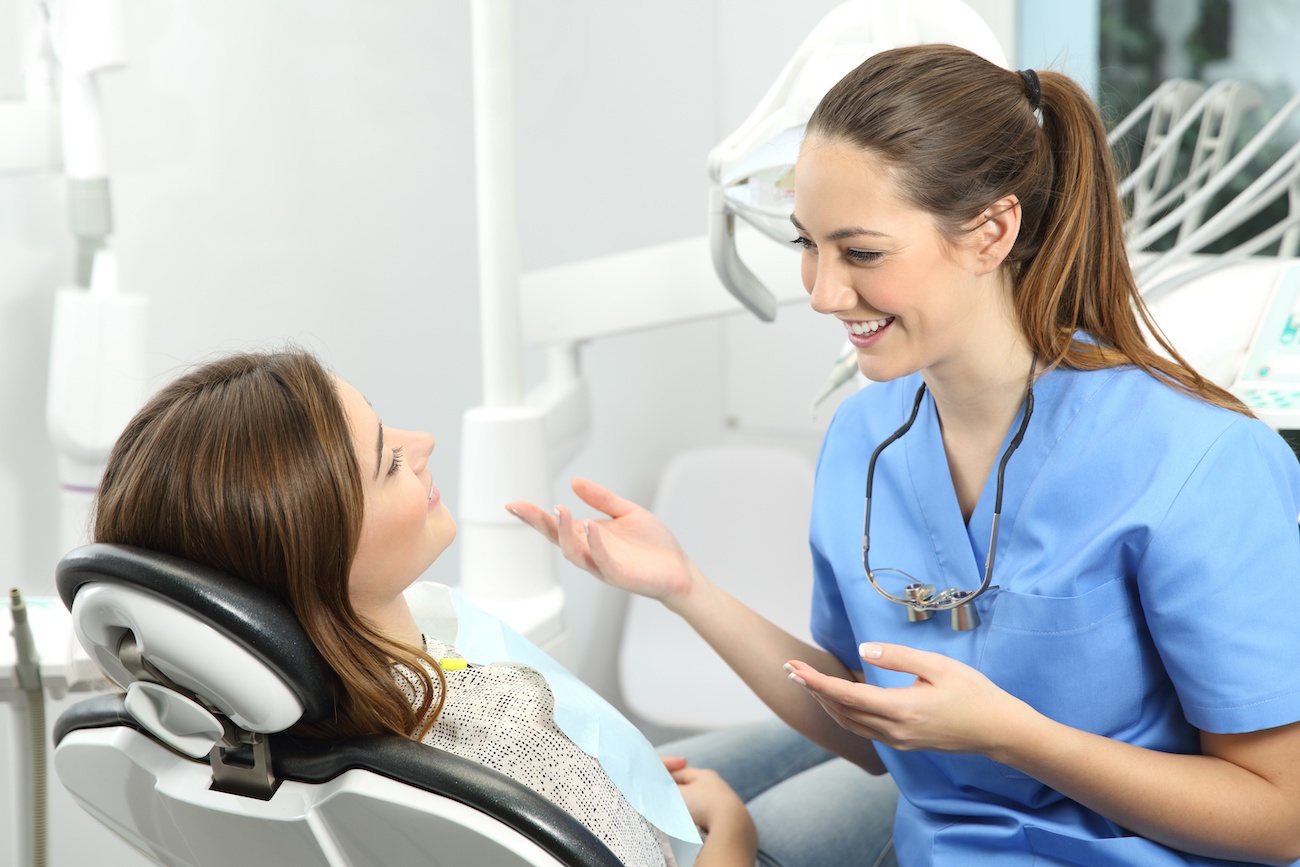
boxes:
[809,361,1300,866]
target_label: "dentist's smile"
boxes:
[843,316,894,347]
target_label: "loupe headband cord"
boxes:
[862,384,928,605]
[993,355,1037,514]
[976,355,1038,598]
[862,355,1038,611]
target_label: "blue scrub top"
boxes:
[810,361,1300,866]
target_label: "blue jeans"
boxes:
[661,717,899,867]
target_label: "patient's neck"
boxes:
[355,595,425,651]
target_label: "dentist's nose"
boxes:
[806,258,858,316]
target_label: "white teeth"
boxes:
[845,317,893,335]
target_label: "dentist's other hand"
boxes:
[784,642,1035,760]
[507,477,699,608]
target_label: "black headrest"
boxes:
[56,543,335,724]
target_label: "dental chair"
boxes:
[51,543,624,867]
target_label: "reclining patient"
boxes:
[91,348,756,867]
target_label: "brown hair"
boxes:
[94,349,445,739]
[806,43,1249,415]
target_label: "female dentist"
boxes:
[510,43,1300,866]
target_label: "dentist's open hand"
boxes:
[507,478,699,607]
[784,643,1036,759]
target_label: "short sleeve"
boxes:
[1139,418,1300,733]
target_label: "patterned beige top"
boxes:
[394,637,675,867]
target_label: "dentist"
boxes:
[511,43,1300,867]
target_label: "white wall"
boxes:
[4,0,486,599]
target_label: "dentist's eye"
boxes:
[387,447,405,477]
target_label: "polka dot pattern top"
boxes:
[393,638,673,867]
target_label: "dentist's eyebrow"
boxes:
[375,421,385,480]
[790,213,889,241]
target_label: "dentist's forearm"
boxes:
[994,710,1300,865]
[667,567,887,774]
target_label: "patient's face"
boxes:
[336,378,456,616]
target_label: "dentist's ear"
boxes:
[970,195,1022,275]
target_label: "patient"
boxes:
[92,348,756,867]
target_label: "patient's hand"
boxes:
[506,478,700,608]
[662,758,757,867]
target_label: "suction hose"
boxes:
[8,588,48,867]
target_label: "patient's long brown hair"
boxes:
[807,43,1250,415]
[94,349,445,739]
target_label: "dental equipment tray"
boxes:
[1231,262,1300,431]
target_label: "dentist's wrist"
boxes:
[662,562,714,618]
